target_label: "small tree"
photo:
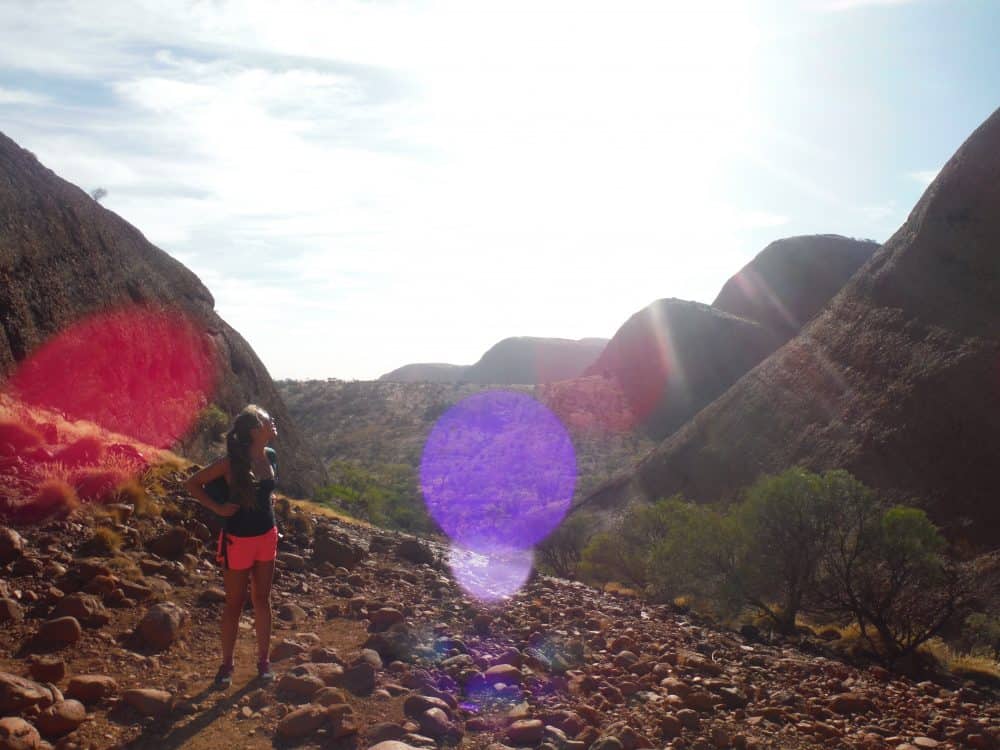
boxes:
[90,187,107,202]
[538,512,596,578]
[816,499,977,667]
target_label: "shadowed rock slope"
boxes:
[0,131,326,496]
[588,107,1000,548]
[713,235,878,340]
[585,300,784,440]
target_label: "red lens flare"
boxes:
[7,306,218,448]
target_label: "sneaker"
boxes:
[257,659,274,683]
[214,663,234,688]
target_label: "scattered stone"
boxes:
[828,693,876,715]
[136,602,188,651]
[396,538,434,565]
[51,593,109,628]
[27,656,65,683]
[589,737,624,750]
[0,598,23,624]
[313,532,365,569]
[370,608,404,632]
[342,662,376,695]
[123,688,173,717]
[0,672,57,714]
[36,616,82,647]
[34,699,86,738]
[0,716,40,750]
[276,703,330,739]
[65,675,117,704]
[278,602,308,623]
[271,639,308,662]
[507,719,544,745]
[277,672,325,702]
[0,527,25,564]
[146,527,190,559]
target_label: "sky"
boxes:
[0,1,997,381]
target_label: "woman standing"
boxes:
[184,404,279,686]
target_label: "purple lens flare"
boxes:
[447,545,534,602]
[420,390,577,556]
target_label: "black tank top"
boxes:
[220,448,278,537]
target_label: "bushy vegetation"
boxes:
[577,467,991,668]
[195,404,229,440]
[961,612,1000,660]
[315,460,436,534]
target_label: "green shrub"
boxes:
[579,499,678,588]
[962,613,1000,660]
[316,461,435,534]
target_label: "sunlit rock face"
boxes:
[713,234,878,341]
[591,107,1000,549]
[585,299,783,440]
[0,131,326,495]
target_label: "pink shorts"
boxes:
[217,527,278,570]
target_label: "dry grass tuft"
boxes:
[80,527,122,556]
[31,478,80,519]
[72,467,127,502]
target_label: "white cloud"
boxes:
[0,87,51,105]
[814,0,920,10]
[0,1,795,379]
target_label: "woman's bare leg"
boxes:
[221,568,250,666]
[250,560,275,662]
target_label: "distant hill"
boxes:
[0,131,326,496]
[377,363,468,383]
[379,337,609,385]
[586,106,1000,549]
[713,234,878,339]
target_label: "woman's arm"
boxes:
[183,457,240,517]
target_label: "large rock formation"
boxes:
[713,234,878,340]
[379,337,609,385]
[587,107,1000,548]
[585,300,782,439]
[0,131,326,496]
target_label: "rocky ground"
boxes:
[1,470,998,750]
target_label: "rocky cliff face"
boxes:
[584,300,783,440]
[713,234,878,340]
[0,131,326,496]
[588,107,1000,548]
